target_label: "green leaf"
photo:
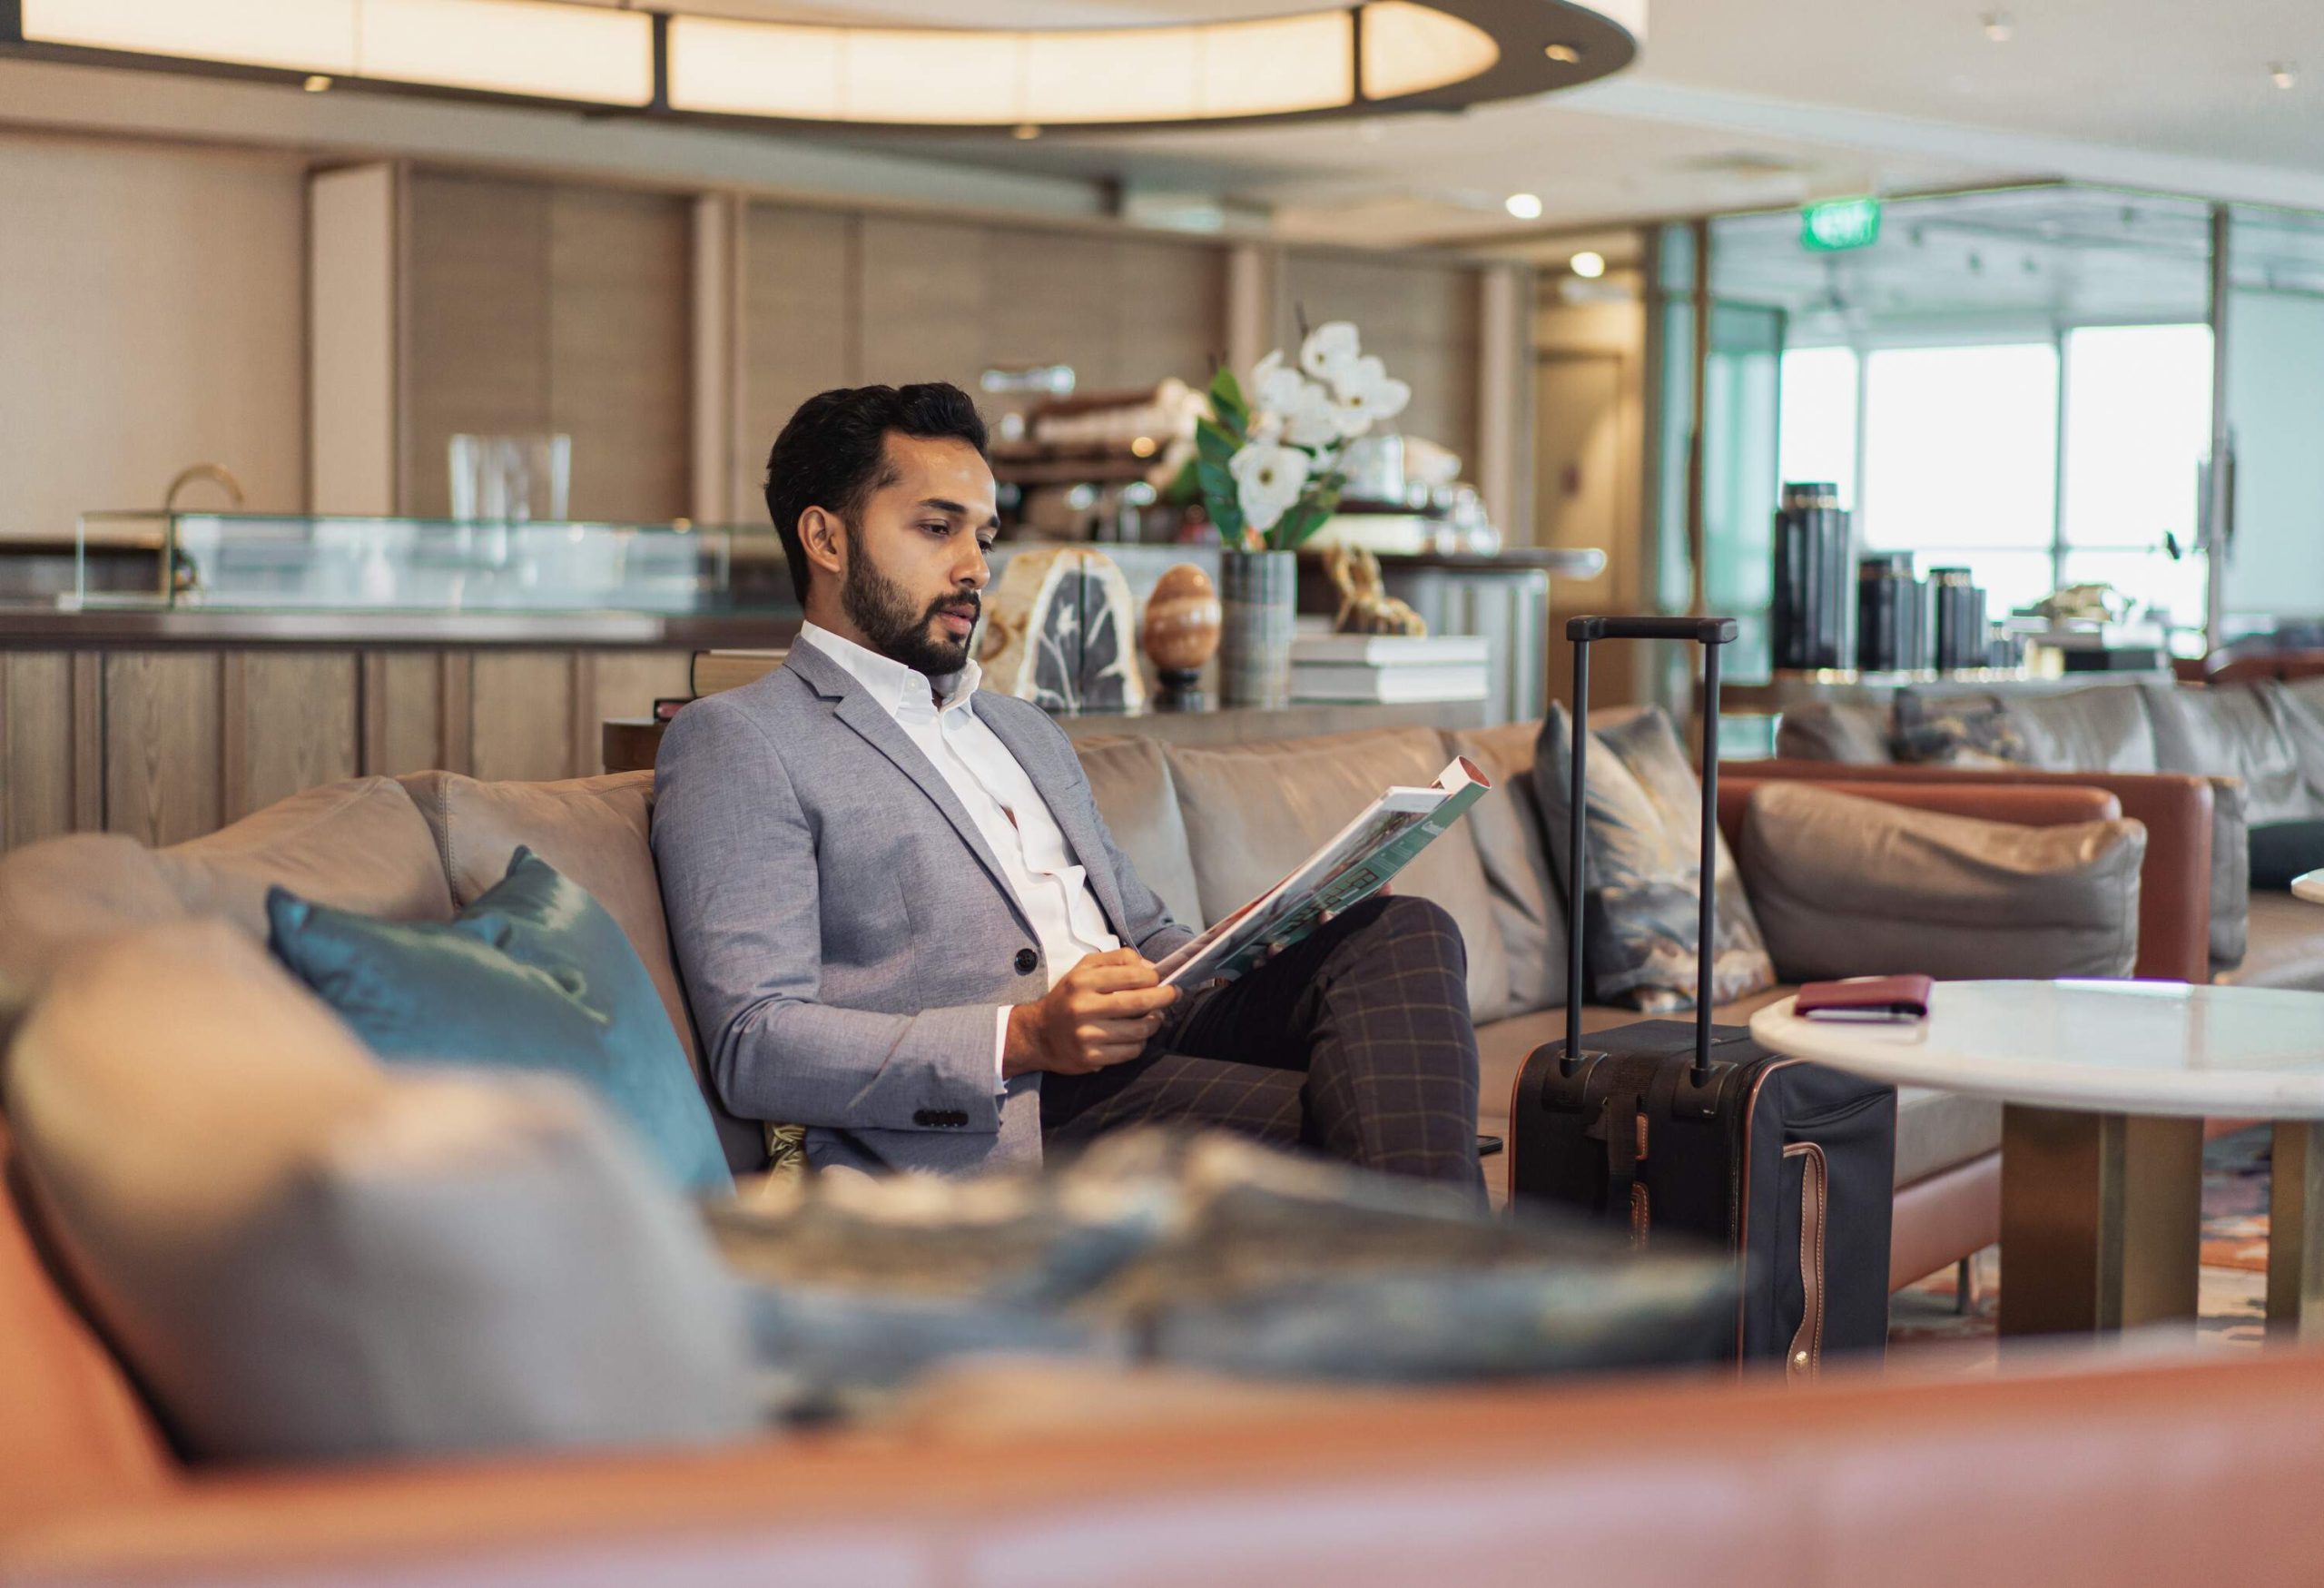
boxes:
[1195,418,1240,468]
[1206,366,1248,428]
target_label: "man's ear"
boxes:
[798,506,847,581]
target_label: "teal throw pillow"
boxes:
[266,847,731,1195]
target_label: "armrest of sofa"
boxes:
[1724,761,2213,984]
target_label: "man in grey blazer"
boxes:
[653,383,1481,1193]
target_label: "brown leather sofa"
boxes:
[10,1145,2324,1587]
[0,718,2249,1583]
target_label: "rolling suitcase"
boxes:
[1507,616,1896,1376]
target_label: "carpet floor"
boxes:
[1886,1125,2274,1371]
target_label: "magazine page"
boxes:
[1157,756,1492,989]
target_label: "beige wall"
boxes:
[1534,288,1650,705]
[0,133,307,539]
[1277,247,1482,470]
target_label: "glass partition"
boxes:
[1677,183,2228,676]
[2218,204,2324,627]
[72,512,797,616]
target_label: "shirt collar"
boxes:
[797,621,980,722]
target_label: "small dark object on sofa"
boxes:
[2250,820,2324,892]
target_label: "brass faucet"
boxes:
[162,463,246,515]
[159,465,246,596]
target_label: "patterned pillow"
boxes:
[1533,705,1776,1012]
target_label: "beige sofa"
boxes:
[1,716,2162,1294]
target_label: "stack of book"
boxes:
[1289,635,1491,705]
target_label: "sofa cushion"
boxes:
[1166,728,1510,1022]
[397,769,762,1175]
[152,776,454,936]
[1738,783,2144,982]
[1774,701,1894,764]
[1073,735,1206,932]
[0,834,186,1046]
[1535,705,1776,1012]
[5,921,759,1464]
[2143,681,2317,824]
[267,848,732,1194]
[1996,686,2160,774]
[1444,721,1568,1017]
[2216,890,2324,991]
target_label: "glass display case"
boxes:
[69,512,797,616]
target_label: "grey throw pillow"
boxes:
[1738,783,2145,982]
[6,921,761,1464]
[1533,705,1775,1012]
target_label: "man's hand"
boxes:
[1003,948,1179,1078]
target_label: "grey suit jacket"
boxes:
[651,641,1196,1177]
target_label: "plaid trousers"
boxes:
[1040,894,1483,1194]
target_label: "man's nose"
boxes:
[958,540,990,590]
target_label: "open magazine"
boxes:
[1153,755,1492,989]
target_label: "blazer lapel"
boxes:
[784,646,1035,939]
[975,701,1134,942]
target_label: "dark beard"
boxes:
[839,531,976,678]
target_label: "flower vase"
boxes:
[1218,548,1296,708]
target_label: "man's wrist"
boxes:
[1000,1002,1040,1079]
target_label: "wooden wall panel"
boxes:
[2,653,77,849]
[103,652,221,847]
[223,652,359,821]
[0,134,306,542]
[360,651,448,778]
[856,216,989,394]
[1277,251,1482,469]
[1116,235,1230,390]
[742,204,858,510]
[588,650,693,775]
[981,227,1120,384]
[468,651,576,783]
[547,187,693,524]
[404,172,551,518]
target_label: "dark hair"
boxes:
[763,382,990,603]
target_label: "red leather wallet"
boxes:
[1796,974,1934,1021]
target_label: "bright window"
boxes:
[1777,346,1858,510]
[1861,342,2060,554]
[2060,323,2213,626]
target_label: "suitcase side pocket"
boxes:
[1782,1140,1828,1377]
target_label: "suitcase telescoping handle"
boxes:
[1561,614,1739,1085]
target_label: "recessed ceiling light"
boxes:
[1505,192,1543,220]
[303,74,332,92]
[1544,43,1581,64]
[1981,11,2014,42]
[2271,62,2299,89]
[1012,123,1040,140]
[1570,251,1606,278]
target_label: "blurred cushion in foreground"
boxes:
[268,846,729,1195]
[1738,782,2145,982]
[4,921,758,1463]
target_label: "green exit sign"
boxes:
[1801,196,1883,252]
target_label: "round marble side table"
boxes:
[1752,980,2324,1341]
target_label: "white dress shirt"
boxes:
[795,623,1120,1087]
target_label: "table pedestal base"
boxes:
[1999,1106,2202,1337]
[2268,1120,2324,1336]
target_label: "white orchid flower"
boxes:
[1250,349,1340,449]
[1327,353,1413,438]
[1298,321,1362,386]
[1251,350,1305,412]
[1229,437,1311,534]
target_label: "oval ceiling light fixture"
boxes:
[1570,249,1606,277]
[11,0,656,105]
[6,0,1643,130]
[658,0,1643,132]
[1505,192,1544,219]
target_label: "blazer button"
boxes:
[1014,947,1039,975]
[912,1109,937,1127]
